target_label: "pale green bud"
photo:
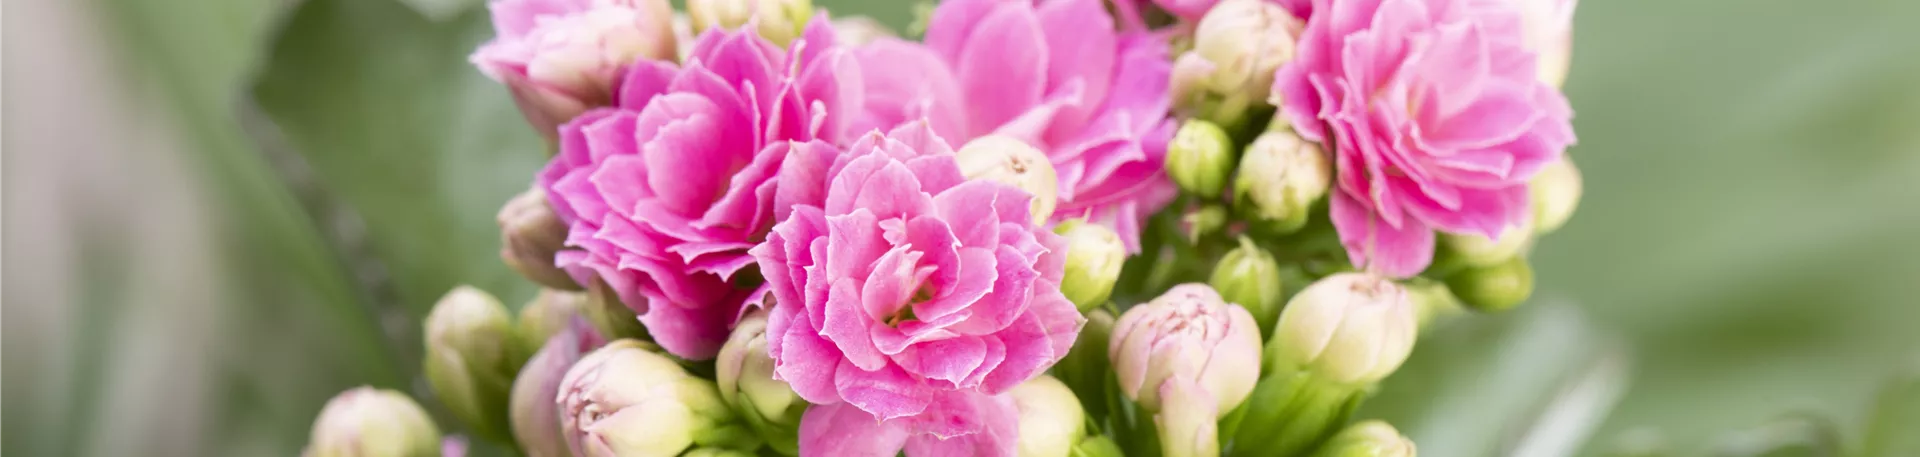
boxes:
[717,310,805,455]
[956,135,1060,224]
[1167,120,1237,198]
[500,187,583,290]
[1181,205,1231,245]
[1269,273,1417,385]
[1531,157,1582,234]
[1055,220,1127,311]
[1314,421,1416,457]
[1233,129,1329,234]
[687,0,814,47]
[1440,220,1534,268]
[517,288,591,358]
[1173,0,1303,127]
[1156,377,1222,457]
[1445,257,1534,313]
[305,387,441,457]
[424,286,522,445]
[559,340,757,457]
[1010,376,1088,457]
[1211,236,1285,337]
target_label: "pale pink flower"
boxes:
[752,124,1083,456]
[472,0,678,139]
[850,0,1178,250]
[1274,0,1575,277]
[539,18,861,359]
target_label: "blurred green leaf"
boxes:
[1859,368,1920,457]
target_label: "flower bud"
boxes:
[1531,157,1582,234]
[1055,220,1127,311]
[1313,421,1416,457]
[1440,221,1534,268]
[1181,204,1231,245]
[1111,284,1263,414]
[1155,377,1221,457]
[488,0,677,140]
[424,286,522,444]
[511,322,606,457]
[1054,308,1116,423]
[1445,257,1534,313]
[1269,273,1417,386]
[1233,129,1329,234]
[1011,376,1088,457]
[306,387,442,457]
[517,288,591,358]
[1211,237,1285,337]
[686,0,815,47]
[500,187,582,290]
[955,135,1060,224]
[1071,436,1125,457]
[1166,120,1237,198]
[442,437,469,457]
[1172,0,1302,126]
[1509,0,1577,87]
[831,16,894,47]
[559,339,756,457]
[717,310,805,455]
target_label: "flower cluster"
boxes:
[304,0,1584,455]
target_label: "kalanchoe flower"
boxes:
[852,0,1180,250]
[717,309,807,455]
[1170,0,1301,127]
[540,17,861,360]
[511,321,606,457]
[557,339,757,457]
[1313,421,1417,457]
[305,387,442,457]
[1110,284,1263,414]
[1530,157,1581,234]
[423,286,522,445]
[752,124,1083,457]
[1232,128,1330,234]
[471,0,677,140]
[500,187,581,290]
[1510,0,1578,87]
[1054,219,1126,311]
[1010,376,1087,457]
[955,135,1061,224]
[1269,273,1417,385]
[1275,0,1577,277]
[686,0,815,47]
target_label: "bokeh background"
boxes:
[6,0,1920,455]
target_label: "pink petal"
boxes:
[799,402,911,457]
[1330,191,1436,278]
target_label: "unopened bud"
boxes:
[559,340,756,457]
[511,322,606,457]
[1173,0,1302,126]
[1155,377,1221,457]
[1055,220,1127,310]
[1531,157,1582,234]
[517,289,591,358]
[424,286,522,444]
[1233,129,1329,234]
[955,135,1060,224]
[687,0,815,46]
[1167,120,1236,198]
[717,310,805,455]
[494,0,677,140]
[1269,273,1417,385]
[1181,204,1231,245]
[306,387,442,457]
[1314,421,1416,457]
[1440,221,1533,268]
[500,187,582,290]
[1510,0,1577,87]
[1211,237,1285,337]
[1011,376,1088,457]
[1111,284,1263,414]
[1445,257,1534,313]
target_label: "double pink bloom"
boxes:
[1275,0,1576,277]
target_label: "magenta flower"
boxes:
[850,0,1178,250]
[539,18,861,360]
[752,124,1084,456]
[1274,0,1576,277]
[471,0,677,139]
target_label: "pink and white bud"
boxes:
[472,0,677,140]
[499,187,580,290]
[306,387,441,457]
[557,340,752,457]
[1172,0,1301,125]
[510,322,605,457]
[1110,284,1264,415]
[955,135,1060,224]
[1510,0,1578,87]
[1269,273,1418,385]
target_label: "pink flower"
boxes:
[539,18,861,360]
[1274,0,1575,277]
[752,124,1084,456]
[1125,0,1313,22]
[471,0,678,139]
[850,0,1179,250]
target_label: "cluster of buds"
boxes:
[1171,0,1304,128]
[685,0,815,47]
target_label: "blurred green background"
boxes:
[5,0,1919,456]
